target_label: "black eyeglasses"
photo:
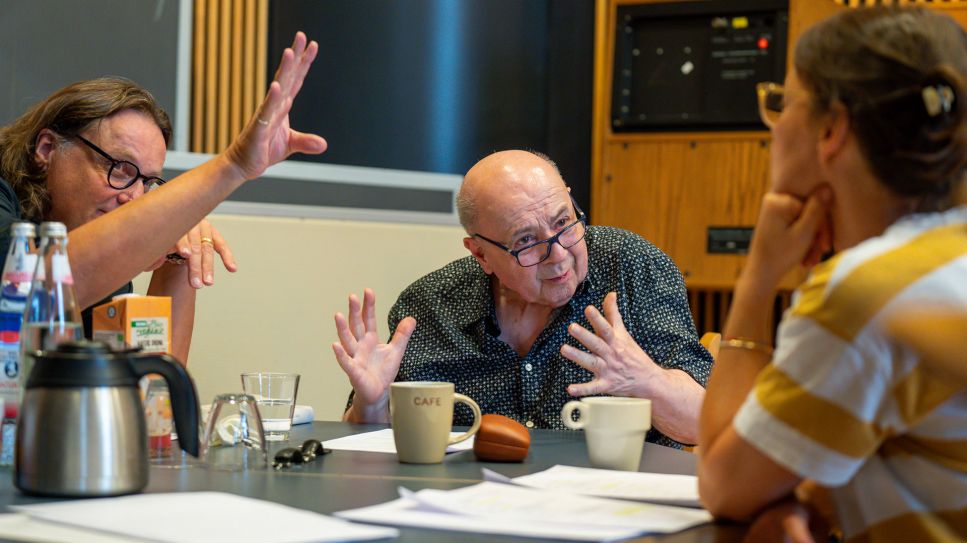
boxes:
[473,197,588,267]
[74,135,166,192]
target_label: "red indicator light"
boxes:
[757,37,769,50]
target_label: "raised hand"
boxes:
[561,292,661,398]
[225,31,328,180]
[332,288,416,411]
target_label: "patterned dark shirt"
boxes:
[382,226,712,449]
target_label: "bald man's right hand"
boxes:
[332,288,416,423]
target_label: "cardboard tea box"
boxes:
[92,295,171,354]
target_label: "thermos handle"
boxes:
[131,355,201,457]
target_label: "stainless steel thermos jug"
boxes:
[15,340,199,497]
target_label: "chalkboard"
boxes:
[269,0,593,211]
[0,0,179,139]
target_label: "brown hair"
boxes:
[795,6,967,210]
[0,77,172,221]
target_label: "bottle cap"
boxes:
[39,222,67,237]
[10,222,36,237]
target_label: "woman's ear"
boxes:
[33,129,59,172]
[818,102,850,166]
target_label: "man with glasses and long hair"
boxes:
[0,32,327,363]
[333,150,711,447]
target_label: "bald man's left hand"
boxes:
[561,292,663,398]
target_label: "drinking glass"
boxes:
[201,393,268,470]
[240,373,300,441]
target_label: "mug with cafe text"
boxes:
[561,397,651,471]
[390,382,481,464]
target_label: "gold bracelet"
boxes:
[721,337,774,357]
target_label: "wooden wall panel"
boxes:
[190,0,268,153]
[593,0,967,335]
[599,134,778,289]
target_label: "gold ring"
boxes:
[200,237,214,246]
[256,117,269,126]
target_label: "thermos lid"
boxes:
[25,340,142,389]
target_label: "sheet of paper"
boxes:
[408,481,711,533]
[336,497,642,542]
[495,464,702,508]
[324,428,474,454]
[12,492,397,543]
[0,514,137,543]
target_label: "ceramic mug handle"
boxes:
[448,393,481,445]
[561,400,589,430]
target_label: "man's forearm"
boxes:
[646,368,705,444]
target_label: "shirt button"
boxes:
[525,421,535,428]
[524,363,533,372]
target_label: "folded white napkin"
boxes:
[291,405,314,425]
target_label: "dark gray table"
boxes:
[0,422,744,542]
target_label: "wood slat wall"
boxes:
[191,0,268,153]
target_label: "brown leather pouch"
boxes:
[473,414,531,462]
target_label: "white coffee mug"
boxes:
[390,382,481,464]
[561,397,651,471]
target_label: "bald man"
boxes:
[333,150,711,447]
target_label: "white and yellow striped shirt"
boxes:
[734,206,967,543]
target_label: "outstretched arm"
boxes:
[68,32,326,309]
[699,188,832,519]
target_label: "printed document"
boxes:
[324,428,474,454]
[493,464,702,507]
[336,481,711,541]
[12,492,397,543]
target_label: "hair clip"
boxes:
[922,84,955,117]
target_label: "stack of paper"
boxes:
[336,466,712,542]
[489,464,702,507]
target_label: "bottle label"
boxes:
[1,271,31,284]
[6,253,36,276]
[0,342,20,419]
[0,296,26,315]
[51,254,73,285]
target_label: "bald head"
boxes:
[456,150,564,233]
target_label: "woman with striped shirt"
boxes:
[698,6,967,542]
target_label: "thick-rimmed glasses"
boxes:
[756,82,784,129]
[473,198,587,267]
[74,135,166,192]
